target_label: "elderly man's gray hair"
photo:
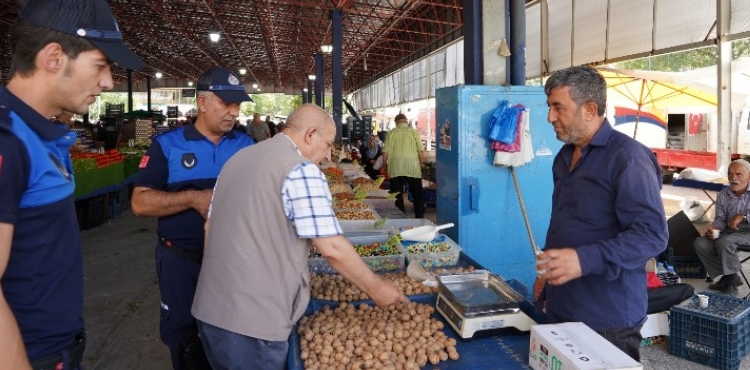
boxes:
[730,159,750,173]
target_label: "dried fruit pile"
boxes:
[297,302,459,370]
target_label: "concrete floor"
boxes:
[79,185,750,369]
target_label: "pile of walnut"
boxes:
[310,273,436,301]
[298,302,459,370]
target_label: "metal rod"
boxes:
[510,166,540,255]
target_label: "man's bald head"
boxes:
[282,104,335,164]
[284,104,333,132]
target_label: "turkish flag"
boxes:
[688,114,703,136]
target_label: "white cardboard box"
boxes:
[529,322,642,370]
[640,312,669,338]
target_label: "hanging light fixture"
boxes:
[155,72,163,79]
[239,68,247,75]
[321,44,333,54]
[308,74,316,81]
[188,81,193,87]
[209,32,220,42]
[252,83,259,89]
[303,87,308,92]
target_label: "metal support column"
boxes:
[509,0,526,85]
[463,0,483,85]
[332,9,343,141]
[315,53,323,107]
[717,0,731,173]
[302,89,308,104]
[307,79,314,104]
[146,76,152,111]
[127,70,134,113]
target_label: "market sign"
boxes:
[182,89,196,98]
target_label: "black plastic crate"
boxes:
[668,248,706,279]
[81,196,107,230]
[669,292,750,370]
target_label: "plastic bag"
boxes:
[679,196,708,222]
[492,107,524,153]
[487,101,522,144]
[494,110,534,167]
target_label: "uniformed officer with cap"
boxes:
[0,0,143,369]
[132,67,255,369]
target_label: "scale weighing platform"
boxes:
[435,271,536,338]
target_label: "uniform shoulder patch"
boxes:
[139,155,150,168]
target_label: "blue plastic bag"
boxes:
[488,101,523,144]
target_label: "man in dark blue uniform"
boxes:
[0,1,144,369]
[131,67,255,369]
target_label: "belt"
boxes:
[30,332,86,370]
[158,237,203,264]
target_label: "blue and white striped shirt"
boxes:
[282,162,343,238]
[713,185,750,231]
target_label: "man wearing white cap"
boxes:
[0,0,143,369]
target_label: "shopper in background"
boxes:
[248,112,271,142]
[131,67,255,369]
[694,159,750,295]
[0,0,143,368]
[362,134,383,180]
[383,113,426,218]
[536,65,667,361]
[266,115,277,137]
[192,104,407,370]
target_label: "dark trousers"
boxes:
[197,320,288,370]
[597,325,643,361]
[389,176,425,218]
[155,244,203,369]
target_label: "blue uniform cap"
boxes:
[196,67,254,104]
[19,0,145,70]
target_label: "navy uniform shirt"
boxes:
[0,86,83,359]
[135,124,254,251]
[544,122,668,331]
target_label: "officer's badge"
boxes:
[181,153,198,169]
[228,74,240,85]
[48,153,72,181]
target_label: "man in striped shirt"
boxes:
[694,159,750,295]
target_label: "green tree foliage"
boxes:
[615,38,750,71]
[241,94,304,117]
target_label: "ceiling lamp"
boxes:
[308,74,316,81]
[209,32,220,42]
[252,83,259,89]
[155,72,163,79]
[321,44,333,54]
[303,88,308,92]
[239,68,247,75]
[188,81,193,86]
[256,87,261,92]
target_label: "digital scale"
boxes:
[435,271,536,339]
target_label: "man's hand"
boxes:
[191,189,213,219]
[536,248,582,286]
[728,214,745,231]
[369,279,410,307]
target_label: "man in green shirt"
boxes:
[383,113,426,218]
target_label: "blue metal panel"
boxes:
[435,85,562,295]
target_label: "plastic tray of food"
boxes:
[363,198,398,210]
[328,182,352,194]
[403,234,462,268]
[332,200,372,211]
[363,189,391,199]
[335,209,380,221]
[436,271,526,316]
[308,235,405,274]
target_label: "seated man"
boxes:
[694,159,750,295]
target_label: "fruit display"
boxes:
[297,302,459,370]
[329,182,353,194]
[335,210,377,220]
[333,199,371,210]
[350,177,374,185]
[71,149,124,170]
[310,272,436,301]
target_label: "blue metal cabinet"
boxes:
[435,85,562,294]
